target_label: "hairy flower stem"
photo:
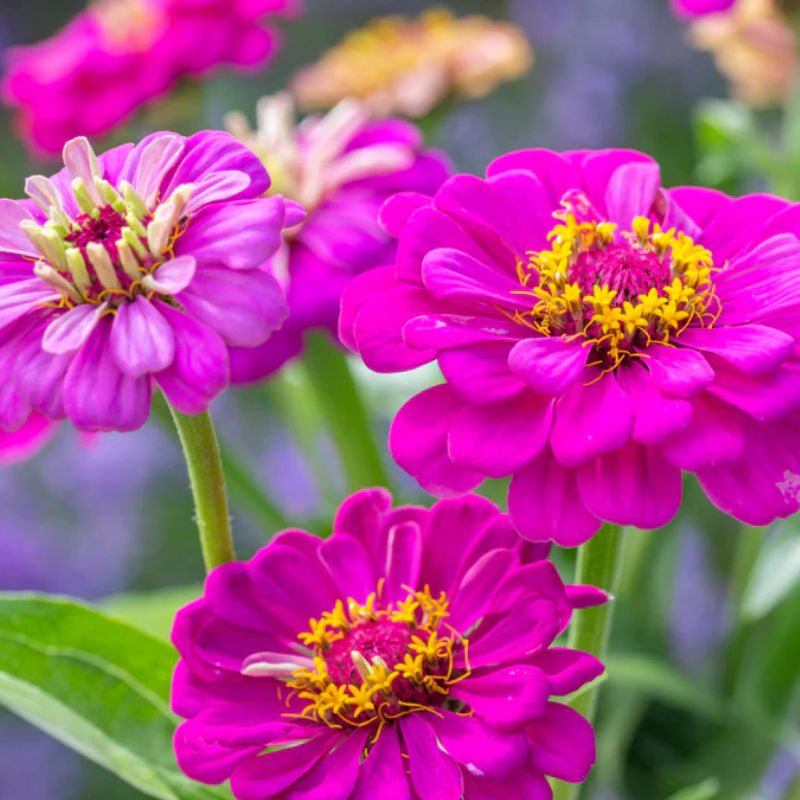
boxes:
[168,405,236,572]
[553,523,624,800]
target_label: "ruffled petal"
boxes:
[389,385,484,496]
[508,337,590,395]
[508,450,601,547]
[110,297,175,376]
[526,702,596,783]
[645,345,715,398]
[439,342,526,405]
[577,442,682,529]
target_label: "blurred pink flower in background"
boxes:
[1,0,302,155]
[0,412,56,465]
[225,93,450,382]
[672,0,737,16]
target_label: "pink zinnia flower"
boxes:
[223,93,449,382]
[0,131,296,432]
[341,149,800,544]
[672,0,737,16]
[1,0,301,156]
[172,489,605,799]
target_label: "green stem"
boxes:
[553,523,625,800]
[168,405,236,572]
[302,333,390,492]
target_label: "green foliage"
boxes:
[0,593,231,800]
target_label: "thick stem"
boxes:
[168,405,236,572]
[553,523,625,800]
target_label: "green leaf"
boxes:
[102,585,202,642]
[665,778,720,800]
[605,654,725,721]
[0,592,230,800]
[741,521,800,622]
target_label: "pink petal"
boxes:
[154,302,228,414]
[400,715,463,800]
[110,297,175,377]
[486,148,579,206]
[645,345,715,397]
[41,303,107,354]
[143,255,197,295]
[679,324,794,376]
[577,441,682,529]
[527,702,596,783]
[378,191,432,239]
[389,385,484,496]
[351,725,410,800]
[550,371,634,467]
[130,134,185,205]
[448,392,553,477]
[529,648,605,696]
[177,266,287,348]
[439,341,526,405]
[0,412,57,465]
[450,666,551,731]
[384,521,423,604]
[508,337,590,395]
[0,200,38,257]
[318,534,376,605]
[605,161,661,226]
[403,313,520,350]
[508,450,601,547]
[62,317,151,432]
[708,362,800,422]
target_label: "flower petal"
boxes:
[351,725,410,800]
[400,714,463,800]
[508,337,590,395]
[527,702,596,783]
[41,302,107,355]
[646,345,715,398]
[142,255,197,295]
[110,297,175,376]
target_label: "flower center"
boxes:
[22,171,191,309]
[514,211,720,370]
[281,585,469,729]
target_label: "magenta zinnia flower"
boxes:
[341,149,800,543]
[671,0,737,16]
[171,488,605,799]
[224,93,449,382]
[1,0,301,156]
[0,132,295,432]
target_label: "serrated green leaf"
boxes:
[0,592,230,800]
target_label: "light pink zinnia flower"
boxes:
[224,93,449,381]
[172,488,606,800]
[341,149,800,544]
[1,0,301,156]
[0,131,297,432]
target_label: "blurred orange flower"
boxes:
[689,0,797,107]
[290,8,533,117]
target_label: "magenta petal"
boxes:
[550,372,634,467]
[319,534,375,605]
[508,337,590,395]
[400,715,463,800]
[110,297,175,377]
[448,392,553,477]
[577,442,682,529]
[379,191,432,239]
[339,267,400,352]
[509,450,601,547]
[174,721,260,785]
[708,363,800,422]
[352,725,411,800]
[450,666,551,731]
[403,313,520,350]
[646,345,715,397]
[0,412,56,464]
[429,710,528,780]
[384,521,423,604]
[448,549,520,631]
[62,317,151,432]
[281,729,369,800]
[679,324,794,376]
[529,648,605,696]
[177,265,287,347]
[145,255,197,295]
[229,731,341,800]
[605,161,660,226]
[389,385,484,496]
[660,393,744,470]
[668,186,730,228]
[486,148,579,206]
[615,362,693,445]
[565,585,609,609]
[333,487,392,548]
[154,302,228,415]
[464,769,552,800]
[439,342,526,405]
[0,200,38,257]
[41,303,106,354]
[527,702,596,783]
